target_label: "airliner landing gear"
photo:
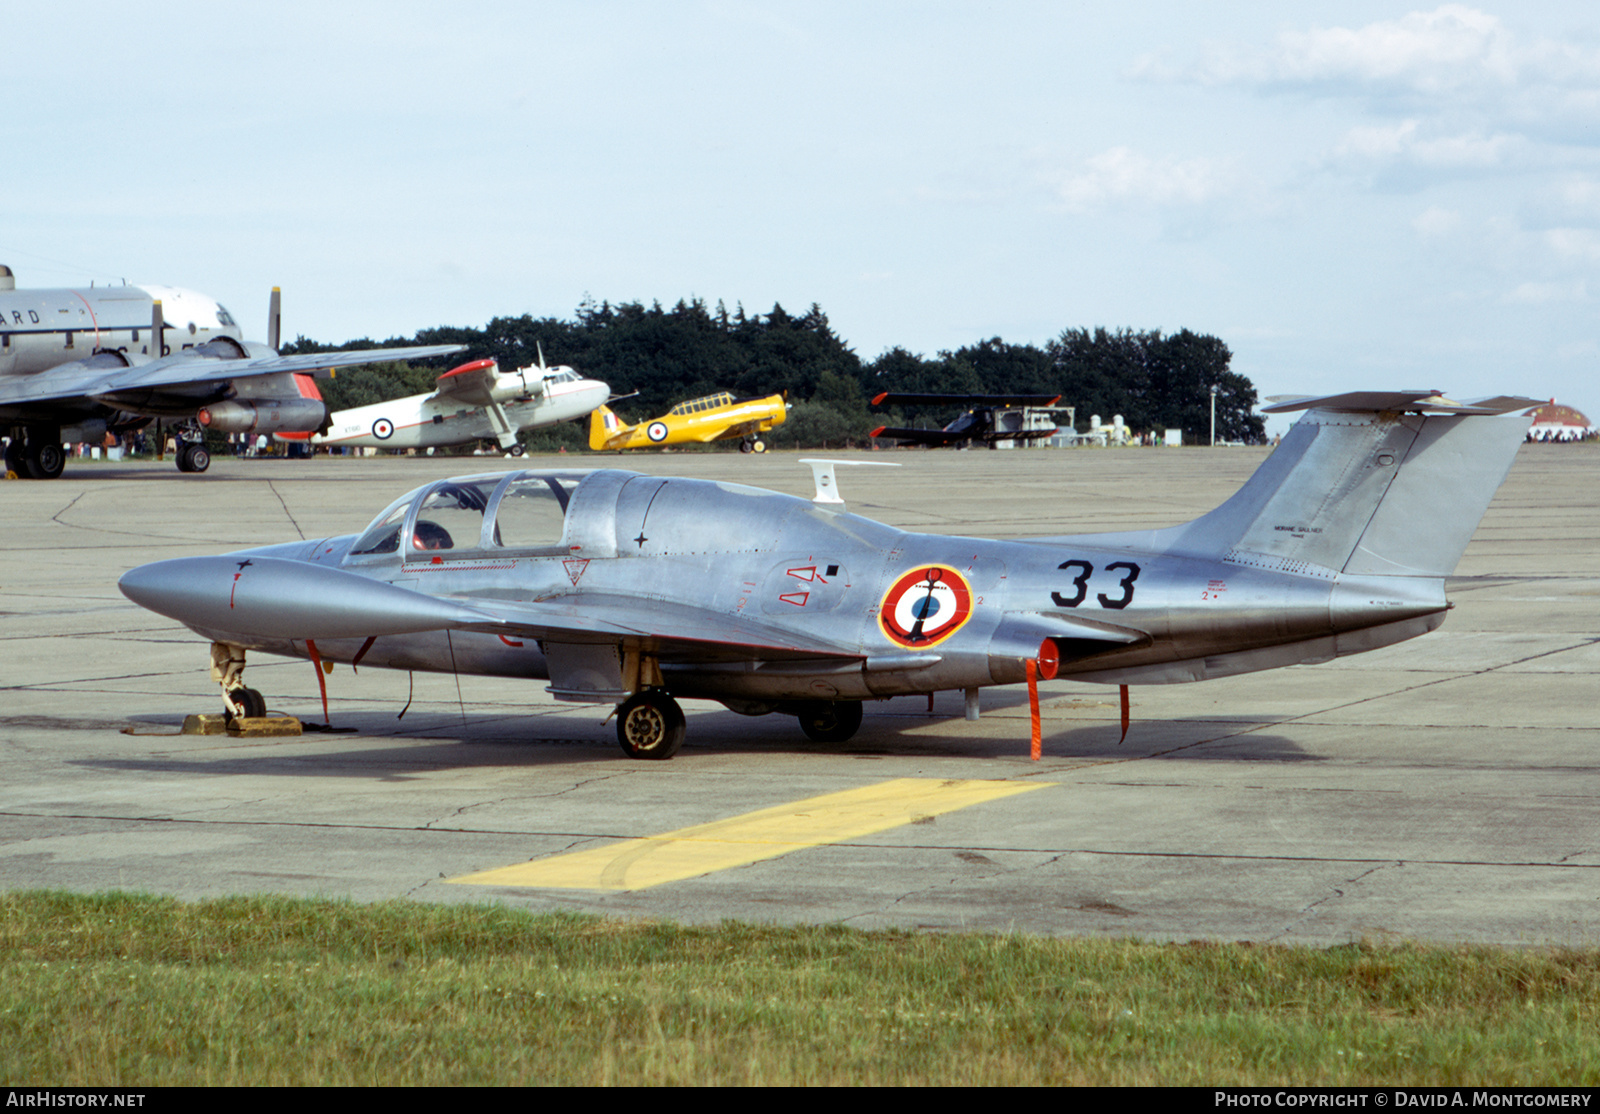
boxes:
[616,689,686,760]
[7,430,66,479]
[796,700,863,743]
[176,441,211,473]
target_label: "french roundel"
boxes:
[878,565,974,648]
[647,421,669,442]
[372,418,394,440]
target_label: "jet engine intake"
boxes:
[197,399,328,435]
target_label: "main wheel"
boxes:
[25,438,65,480]
[797,700,863,743]
[4,439,25,477]
[752,440,767,454]
[176,443,211,473]
[224,686,267,723]
[739,440,753,454]
[615,690,686,760]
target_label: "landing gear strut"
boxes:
[210,642,264,722]
[796,700,863,743]
[615,689,686,760]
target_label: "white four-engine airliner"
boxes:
[0,264,462,478]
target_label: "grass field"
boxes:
[2,891,1596,1086]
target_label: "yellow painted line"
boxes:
[448,777,1045,892]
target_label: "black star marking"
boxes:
[633,533,648,548]
[236,560,254,571]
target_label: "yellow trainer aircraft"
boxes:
[588,390,786,453]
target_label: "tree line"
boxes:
[284,297,1265,451]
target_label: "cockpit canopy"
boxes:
[345,470,598,561]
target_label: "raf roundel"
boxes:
[372,418,394,440]
[647,421,669,443]
[878,564,974,648]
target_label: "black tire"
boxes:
[175,443,194,472]
[224,686,267,723]
[797,700,863,743]
[739,440,753,454]
[508,444,526,457]
[186,444,211,472]
[25,439,65,480]
[615,690,686,760]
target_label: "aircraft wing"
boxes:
[871,392,1062,408]
[432,358,528,407]
[449,591,867,664]
[0,344,465,408]
[868,425,978,446]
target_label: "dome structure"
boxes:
[1528,403,1593,442]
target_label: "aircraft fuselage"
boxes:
[0,284,238,381]
[309,373,609,450]
[154,468,1447,705]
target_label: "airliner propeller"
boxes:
[267,287,282,352]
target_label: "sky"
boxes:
[5,2,1598,433]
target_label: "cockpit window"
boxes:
[216,305,237,327]
[347,492,415,555]
[410,479,498,555]
[491,475,580,548]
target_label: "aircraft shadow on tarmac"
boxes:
[86,705,1313,778]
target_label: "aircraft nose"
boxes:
[118,560,188,618]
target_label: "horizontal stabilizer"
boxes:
[1262,391,1543,416]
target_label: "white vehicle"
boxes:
[281,357,609,456]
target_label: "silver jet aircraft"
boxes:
[118,390,1538,759]
[0,265,462,477]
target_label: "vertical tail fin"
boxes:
[588,405,624,451]
[1110,393,1538,578]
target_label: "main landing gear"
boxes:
[615,689,686,760]
[795,700,864,743]
[4,430,66,479]
[176,440,211,473]
[612,692,867,759]
[738,437,767,454]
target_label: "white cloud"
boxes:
[1244,6,1519,95]
[1140,6,1600,130]
[1413,206,1462,236]
[1504,279,1588,304]
[1055,147,1236,211]
[1543,227,1600,260]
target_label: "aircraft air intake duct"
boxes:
[197,398,328,434]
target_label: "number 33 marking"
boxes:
[1052,560,1141,610]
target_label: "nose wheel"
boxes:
[615,690,686,760]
